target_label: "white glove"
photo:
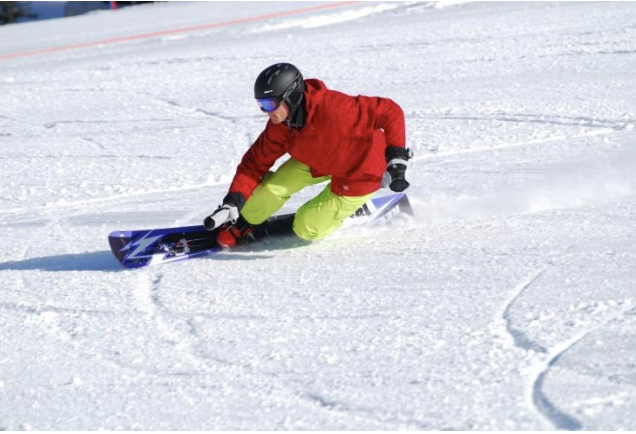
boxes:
[203,192,246,231]
[203,203,239,231]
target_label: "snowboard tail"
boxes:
[108,192,413,269]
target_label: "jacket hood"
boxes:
[302,78,328,119]
[304,78,328,100]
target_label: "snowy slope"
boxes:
[1,1,636,430]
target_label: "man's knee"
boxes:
[292,220,334,241]
[292,188,373,240]
[292,207,341,241]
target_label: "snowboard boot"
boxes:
[216,216,256,248]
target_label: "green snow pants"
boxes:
[241,158,374,241]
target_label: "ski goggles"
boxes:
[256,98,281,113]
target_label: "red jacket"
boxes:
[229,78,406,199]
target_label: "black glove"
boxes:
[203,192,246,231]
[384,146,413,192]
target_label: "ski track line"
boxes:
[0,301,116,317]
[413,128,616,163]
[153,95,256,155]
[154,96,240,125]
[132,271,212,373]
[529,302,636,430]
[500,267,549,354]
[494,218,594,428]
[496,212,633,430]
[131,203,221,375]
[409,112,635,131]
[498,224,587,356]
[124,205,205,367]
[409,111,633,163]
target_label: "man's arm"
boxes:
[367,96,406,149]
[228,124,288,200]
[345,94,412,192]
[204,124,287,231]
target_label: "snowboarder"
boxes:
[204,62,412,247]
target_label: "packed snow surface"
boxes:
[1,1,635,430]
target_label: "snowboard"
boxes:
[108,192,413,269]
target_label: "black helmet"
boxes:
[254,63,305,113]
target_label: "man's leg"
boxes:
[293,185,374,241]
[241,158,329,225]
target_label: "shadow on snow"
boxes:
[0,236,310,272]
[0,251,122,272]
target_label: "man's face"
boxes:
[266,101,290,125]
